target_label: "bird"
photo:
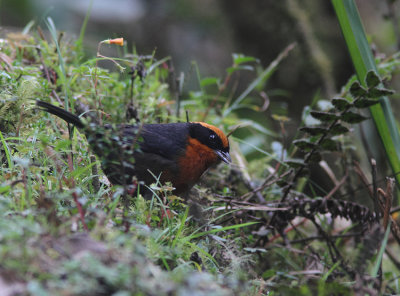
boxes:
[36,100,231,194]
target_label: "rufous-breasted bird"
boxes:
[36,100,231,194]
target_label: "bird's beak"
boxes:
[215,150,231,164]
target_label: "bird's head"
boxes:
[189,122,231,164]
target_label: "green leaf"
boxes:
[365,70,380,88]
[147,56,171,74]
[341,111,368,123]
[349,81,367,98]
[286,159,306,168]
[0,184,11,194]
[305,151,322,163]
[353,98,380,108]
[200,77,220,87]
[331,98,352,111]
[54,139,72,152]
[72,162,97,178]
[232,53,258,65]
[330,124,349,135]
[320,138,338,151]
[310,111,338,122]
[367,87,395,98]
[262,269,275,278]
[293,139,317,151]
[0,130,13,169]
[226,65,254,74]
[299,126,327,136]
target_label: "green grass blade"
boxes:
[0,130,13,169]
[223,43,296,117]
[186,221,258,241]
[171,206,189,248]
[45,17,70,111]
[321,261,340,282]
[332,0,400,186]
[76,0,93,56]
[371,221,391,277]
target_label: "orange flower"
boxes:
[102,38,124,46]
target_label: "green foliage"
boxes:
[1,5,400,294]
[0,23,273,295]
[333,0,400,187]
[292,69,393,170]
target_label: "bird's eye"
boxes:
[209,134,216,141]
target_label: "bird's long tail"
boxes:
[36,100,84,128]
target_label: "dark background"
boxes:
[1,0,399,146]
